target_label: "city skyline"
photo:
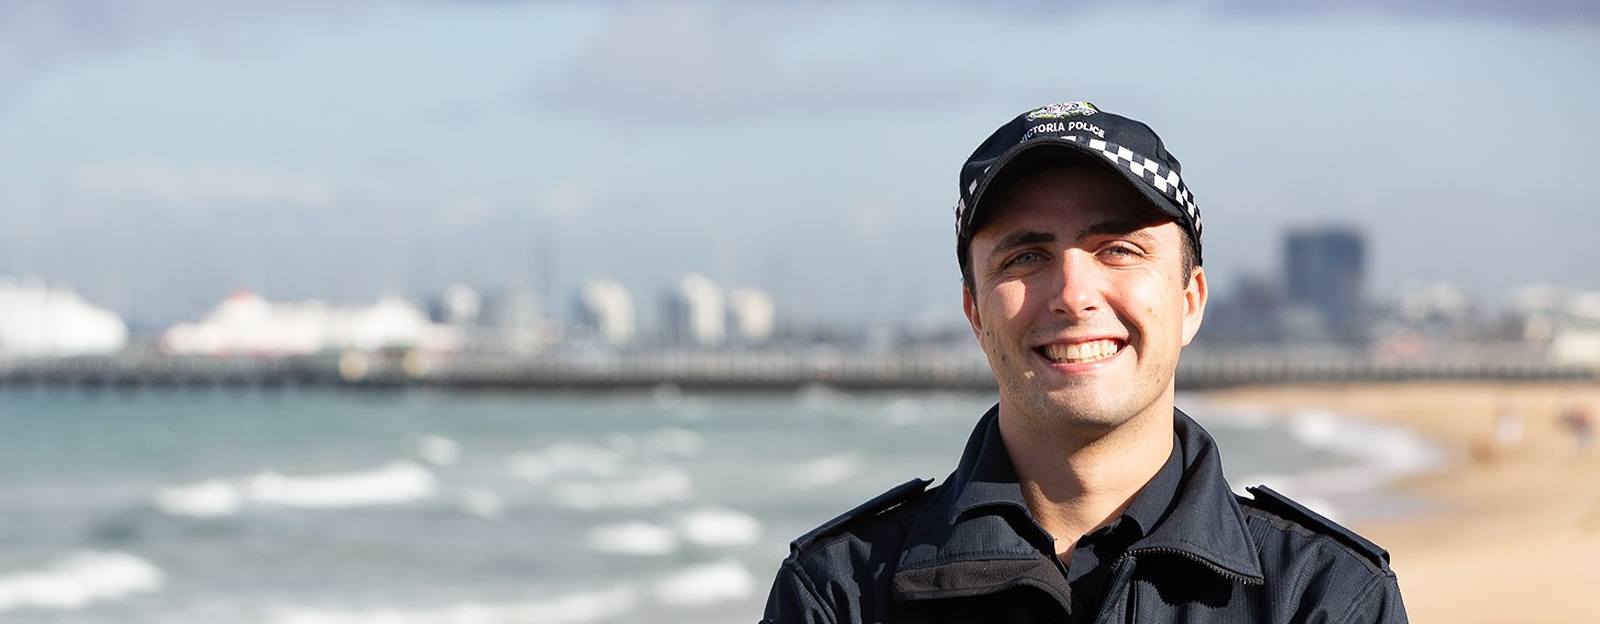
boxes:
[2,2,1597,329]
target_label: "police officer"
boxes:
[762,102,1407,623]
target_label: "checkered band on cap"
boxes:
[953,137,1203,243]
[1068,135,1203,238]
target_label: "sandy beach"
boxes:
[1205,382,1600,622]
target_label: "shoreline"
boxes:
[1188,397,1446,526]
[1201,381,1600,623]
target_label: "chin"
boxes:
[1004,384,1136,433]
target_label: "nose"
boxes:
[1048,250,1107,320]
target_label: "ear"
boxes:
[962,283,984,341]
[1180,265,1208,346]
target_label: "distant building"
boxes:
[479,290,541,329]
[478,289,552,353]
[428,284,482,326]
[574,279,636,346]
[162,292,460,356]
[1511,285,1600,365]
[1198,273,1283,344]
[1284,226,1367,342]
[662,273,724,347]
[726,289,775,344]
[0,276,127,358]
[1395,282,1471,326]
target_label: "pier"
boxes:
[1,346,1594,393]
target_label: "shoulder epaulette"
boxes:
[1244,485,1390,569]
[792,478,932,552]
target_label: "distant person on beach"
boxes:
[763,102,1408,623]
[1560,403,1593,452]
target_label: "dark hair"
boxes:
[959,229,1198,297]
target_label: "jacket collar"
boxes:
[892,404,1264,602]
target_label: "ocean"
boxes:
[0,387,1438,623]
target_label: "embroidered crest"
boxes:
[1025,101,1099,120]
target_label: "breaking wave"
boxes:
[153,462,437,516]
[266,586,639,624]
[0,551,164,612]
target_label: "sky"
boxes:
[1,0,1597,331]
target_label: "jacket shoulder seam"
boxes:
[791,478,933,553]
[1243,505,1387,576]
[1241,486,1390,572]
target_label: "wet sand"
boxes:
[1204,382,1600,623]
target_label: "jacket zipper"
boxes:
[1116,547,1264,585]
[1125,576,1138,624]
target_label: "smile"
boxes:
[1036,339,1124,365]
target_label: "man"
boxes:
[762,102,1407,623]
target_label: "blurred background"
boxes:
[1,1,1597,623]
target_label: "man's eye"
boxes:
[1005,251,1045,267]
[1099,244,1141,259]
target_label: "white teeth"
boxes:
[1042,339,1119,363]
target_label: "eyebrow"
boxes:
[1076,219,1154,241]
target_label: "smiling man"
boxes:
[763,103,1407,623]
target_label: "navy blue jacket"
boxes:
[762,406,1407,623]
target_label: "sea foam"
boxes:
[587,522,678,556]
[506,443,624,485]
[675,507,761,547]
[155,462,438,516]
[246,462,437,509]
[417,435,461,466]
[1238,408,1446,522]
[458,489,505,521]
[787,453,863,490]
[551,467,692,510]
[651,560,754,606]
[154,478,243,517]
[0,551,164,612]
[266,586,639,624]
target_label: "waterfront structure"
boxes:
[662,274,724,347]
[726,289,775,344]
[574,279,636,346]
[1284,226,1367,342]
[162,291,460,356]
[0,276,127,358]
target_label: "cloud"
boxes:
[0,1,376,58]
[1214,0,1600,22]
[536,1,983,120]
[75,162,334,208]
[0,0,376,105]
[531,0,1594,120]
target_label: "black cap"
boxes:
[955,101,1203,267]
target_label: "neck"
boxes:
[997,393,1176,557]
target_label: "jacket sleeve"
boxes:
[1338,573,1408,624]
[761,559,835,624]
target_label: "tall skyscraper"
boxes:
[1284,226,1367,342]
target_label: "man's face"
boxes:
[962,165,1207,434]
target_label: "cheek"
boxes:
[988,282,1033,320]
[1126,281,1184,326]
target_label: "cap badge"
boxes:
[1026,101,1098,120]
